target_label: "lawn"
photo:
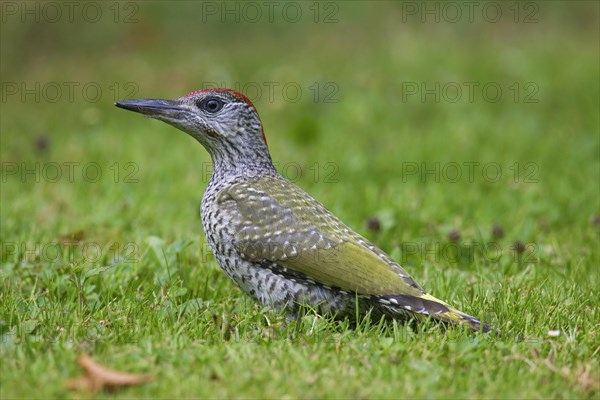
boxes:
[1,2,599,399]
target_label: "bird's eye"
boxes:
[201,98,224,113]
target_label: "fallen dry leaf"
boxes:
[58,230,86,245]
[65,354,154,393]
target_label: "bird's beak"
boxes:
[115,98,187,118]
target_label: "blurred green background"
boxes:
[1,1,599,398]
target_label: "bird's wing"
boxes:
[217,175,424,296]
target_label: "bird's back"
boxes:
[211,174,425,296]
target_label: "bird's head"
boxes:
[115,88,268,159]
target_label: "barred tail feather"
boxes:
[378,293,492,333]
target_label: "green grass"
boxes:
[1,2,599,399]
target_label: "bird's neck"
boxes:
[207,143,277,186]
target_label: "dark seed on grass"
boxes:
[366,216,381,233]
[34,135,49,152]
[592,215,600,226]
[448,229,461,242]
[491,224,505,239]
[512,241,526,254]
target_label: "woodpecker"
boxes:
[116,88,491,332]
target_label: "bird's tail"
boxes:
[380,292,492,333]
[423,293,492,333]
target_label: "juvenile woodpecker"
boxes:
[116,88,491,332]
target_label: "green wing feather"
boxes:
[217,175,424,296]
